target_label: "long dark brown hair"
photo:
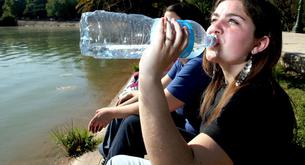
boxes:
[165,2,205,27]
[201,0,283,123]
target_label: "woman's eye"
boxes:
[210,18,217,24]
[228,19,239,25]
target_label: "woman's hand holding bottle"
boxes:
[140,17,189,77]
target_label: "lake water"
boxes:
[0,27,138,165]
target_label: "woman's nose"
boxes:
[207,21,223,35]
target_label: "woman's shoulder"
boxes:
[226,75,291,112]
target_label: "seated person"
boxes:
[88,2,210,164]
[107,0,297,164]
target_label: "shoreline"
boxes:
[17,20,79,28]
[70,75,135,165]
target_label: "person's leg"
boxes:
[104,115,146,163]
[100,118,123,157]
[106,155,151,165]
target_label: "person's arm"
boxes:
[88,102,139,133]
[88,72,183,133]
[138,17,232,165]
[161,74,172,88]
[162,74,185,111]
[117,91,139,106]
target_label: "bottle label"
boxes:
[150,19,195,59]
[176,20,195,59]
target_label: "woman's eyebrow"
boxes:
[226,13,246,20]
[211,13,219,18]
[211,12,246,21]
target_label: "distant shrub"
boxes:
[0,15,17,26]
[132,64,139,72]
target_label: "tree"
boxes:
[185,0,213,29]
[75,0,100,13]
[2,0,16,16]
[292,0,304,33]
[46,0,78,20]
[75,0,180,17]
[24,0,47,19]
[0,0,4,16]
[15,0,26,18]
[0,0,17,26]
[272,0,297,31]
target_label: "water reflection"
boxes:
[0,27,138,165]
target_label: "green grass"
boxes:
[50,122,102,158]
[275,64,305,147]
[132,63,139,72]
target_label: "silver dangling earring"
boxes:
[212,63,217,80]
[235,56,253,86]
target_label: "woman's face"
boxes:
[164,11,181,20]
[206,0,256,66]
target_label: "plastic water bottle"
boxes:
[80,10,216,59]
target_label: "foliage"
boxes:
[46,0,78,19]
[75,0,100,13]
[50,123,102,158]
[0,0,4,16]
[0,14,16,26]
[272,0,299,31]
[275,64,305,147]
[132,64,139,72]
[1,0,15,17]
[23,0,47,19]
[76,0,180,17]
[185,0,213,29]
[14,0,26,17]
[0,0,18,26]
[0,0,300,29]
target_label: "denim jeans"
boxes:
[100,114,197,164]
[101,115,146,163]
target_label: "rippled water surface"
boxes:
[0,27,138,165]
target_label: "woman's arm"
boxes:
[138,17,232,165]
[139,17,195,165]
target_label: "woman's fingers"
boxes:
[165,18,175,45]
[88,119,94,132]
[139,17,189,75]
[151,17,166,44]
[172,20,188,53]
[181,27,189,52]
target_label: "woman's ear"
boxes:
[251,36,270,55]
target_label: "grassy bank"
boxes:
[276,64,305,147]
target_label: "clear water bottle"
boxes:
[80,10,216,59]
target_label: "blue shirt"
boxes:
[166,55,210,135]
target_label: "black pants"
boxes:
[100,114,197,164]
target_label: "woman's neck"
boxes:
[220,62,246,84]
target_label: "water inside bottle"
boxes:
[203,34,217,48]
[84,43,149,59]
